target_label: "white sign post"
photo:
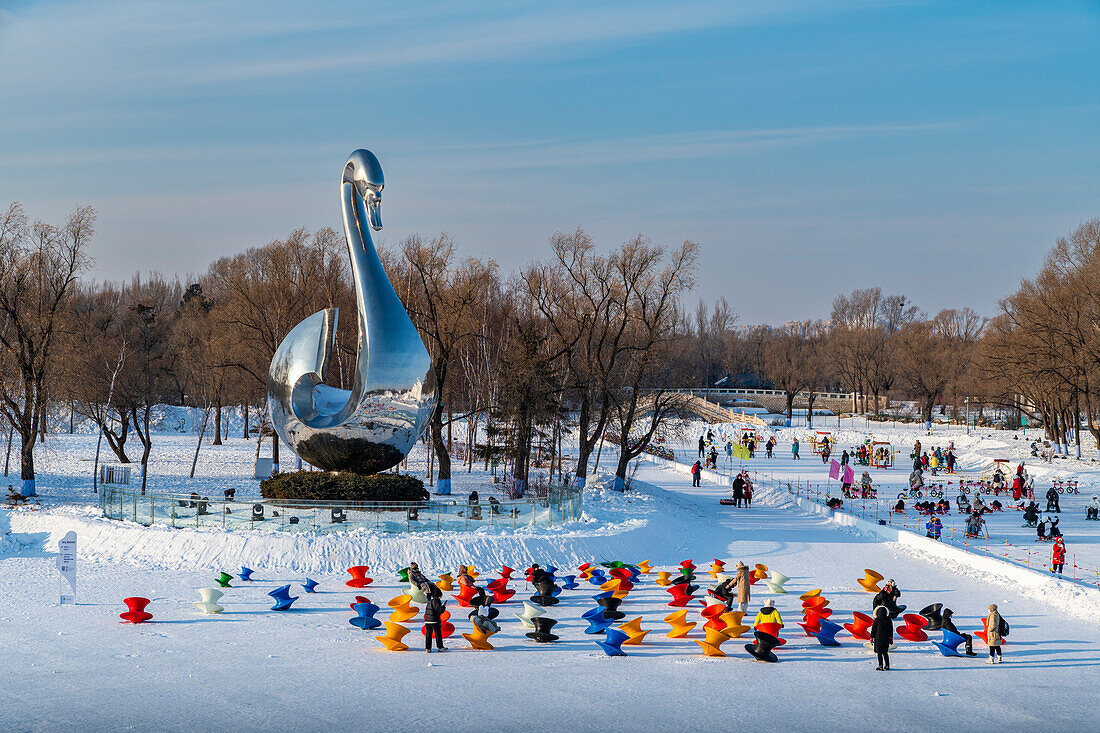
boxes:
[57,531,77,605]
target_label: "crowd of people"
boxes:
[692,428,1086,578]
[716,571,1010,670]
[698,429,778,464]
[867,579,1007,668]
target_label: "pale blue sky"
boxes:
[1,0,1097,323]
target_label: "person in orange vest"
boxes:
[1052,537,1066,575]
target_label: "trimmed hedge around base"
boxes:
[260,471,428,503]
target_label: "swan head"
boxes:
[343,149,384,230]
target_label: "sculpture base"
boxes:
[292,432,409,475]
[261,471,427,503]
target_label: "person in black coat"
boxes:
[731,475,745,507]
[872,580,905,618]
[713,577,737,610]
[871,606,893,670]
[529,564,550,587]
[1046,486,1061,513]
[528,563,555,592]
[422,586,447,652]
[1023,501,1039,526]
[941,608,977,656]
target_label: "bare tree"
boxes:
[64,284,133,463]
[0,203,94,496]
[399,233,498,493]
[206,227,349,471]
[762,327,811,427]
[895,309,984,430]
[608,237,698,489]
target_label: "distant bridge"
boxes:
[638,392,768,425]
[678,388,885,417]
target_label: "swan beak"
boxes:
[367,194,382,231]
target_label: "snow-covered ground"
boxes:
[3,420,1100,730]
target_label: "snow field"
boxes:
[2,420,1100,730]
[3,459,1100,730]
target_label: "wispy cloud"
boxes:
[0,0,891,95]
[0,120,957,175]
[416,121,960,171]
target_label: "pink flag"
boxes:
[828,460,840,480]
[842,465,855,485]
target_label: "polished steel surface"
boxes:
[267,149,435,473]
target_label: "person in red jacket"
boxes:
[691,461,702,487]
[1052,537,1066,575]
[1011,474,1023,501]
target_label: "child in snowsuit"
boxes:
[713,577,737,611]
[926,516,942,540]
[1022,502,1039,526]
[753,599,783,629]
[408,562,430,590]
[1052,537,1066,574]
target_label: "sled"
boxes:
[720,498,736,506]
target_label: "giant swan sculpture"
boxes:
[266,149,435,474]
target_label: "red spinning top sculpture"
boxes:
[119,597,153,624]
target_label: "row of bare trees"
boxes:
[0,201,699,495]
[2,198,1097,496]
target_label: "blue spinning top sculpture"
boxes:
[583,607,615,634]
[268,584,299,611]
[596,628,629,657]
[349,602,383,630]
[267,150,436,475]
